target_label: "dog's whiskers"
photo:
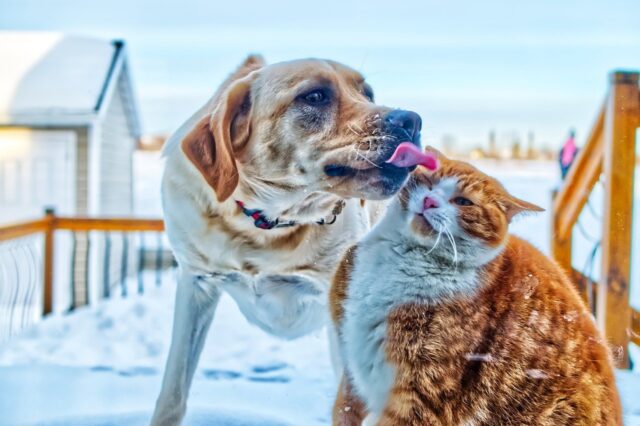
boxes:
[361,135,396,142]
[359,148,381,169]
[351,122,366,135]
[347,123,365,137]
[349,145,381,169]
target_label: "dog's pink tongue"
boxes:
[385,142,438,170]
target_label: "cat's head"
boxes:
[393,148,543,266]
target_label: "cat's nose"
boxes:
[423,196,440,210]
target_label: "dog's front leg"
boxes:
[222,272,328,340]
[151,269,221,426]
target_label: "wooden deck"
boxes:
[0,209,164,315]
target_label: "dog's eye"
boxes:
[452,196,474,206]
[363,85,374,102]
[301,89,330,105]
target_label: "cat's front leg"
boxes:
[333,375,367,426]
[221,272,328,339]
[376,386,436,426]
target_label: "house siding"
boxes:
[95,75,136,300]
[70,75,137,308]
[99,74,134,216]
[70,127,90,308]
[75,127,89,215]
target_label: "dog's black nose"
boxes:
[384,110,422,140]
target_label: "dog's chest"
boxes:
[341,238,478,415]
[198,203,368,279]
[204,230,322,274]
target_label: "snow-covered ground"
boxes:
[0,278,639,425]
[0,157,638,425]
[0,280,334,425]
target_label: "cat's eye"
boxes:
[452,196,474,206]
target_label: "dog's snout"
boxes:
[384,110,422,140]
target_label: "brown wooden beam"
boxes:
[632,309,640,347]
[42,209,55,315]
[597,70,640,368]
[568,269,640,348]
[0,218,50,242]
[551,209,573,276]
[552,104,605,240]
[54,217,165,232]
[0,213,165,316]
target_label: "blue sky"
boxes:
[2,0,639,149]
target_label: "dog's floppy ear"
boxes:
[182,70,259,202]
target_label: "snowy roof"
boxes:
[0,31,140,135]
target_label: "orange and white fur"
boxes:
[330,151,622,425]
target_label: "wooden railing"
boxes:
[551,70,640,368]
[0,209,165,317]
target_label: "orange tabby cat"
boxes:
[330,150,622,426]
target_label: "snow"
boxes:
[0,158,638,424]
[0,32,116,124]
[0,279,334,425]
[134,151,165,218]
[0,277,638,425]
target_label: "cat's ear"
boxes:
[424,145,447,158]
[504,196,544,222]
[425,145,446,159]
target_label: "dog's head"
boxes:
[181,56,422,204]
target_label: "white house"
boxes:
[0,31,141,222]
[0,32,142,310]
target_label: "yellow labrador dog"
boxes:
[151,55,422,425]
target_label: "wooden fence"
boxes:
[0,209,166,331]
[551,70,640,368]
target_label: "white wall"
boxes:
[98,75,134,216]
[0,128,77,222]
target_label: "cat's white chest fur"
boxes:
[341,205,479,417]
[342,237,399,416]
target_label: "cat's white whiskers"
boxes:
[426,224,444,256]
[443,227,459,265]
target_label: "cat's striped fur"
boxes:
[330,151,622,426]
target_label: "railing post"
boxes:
[43,208,55,315]
[551,189,573,276]
[597,71,639,368]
